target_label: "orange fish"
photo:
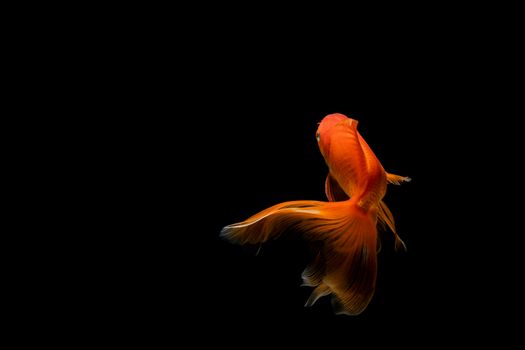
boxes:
[221,113,410,315]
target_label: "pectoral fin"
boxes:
[387,173,411,185]
[378,200,407,252]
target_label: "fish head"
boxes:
[316,113,357,158]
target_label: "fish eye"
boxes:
[316,132,320,142]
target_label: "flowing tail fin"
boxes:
[221,199,378,315]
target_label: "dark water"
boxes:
[22,7,517,346]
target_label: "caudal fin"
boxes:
[221,199,378,315]
[220,200,326,244]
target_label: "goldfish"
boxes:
[221,113,410,315]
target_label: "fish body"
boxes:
[222,113,410,315]
[317,114,387,208]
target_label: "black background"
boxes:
[17,5,519,346]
